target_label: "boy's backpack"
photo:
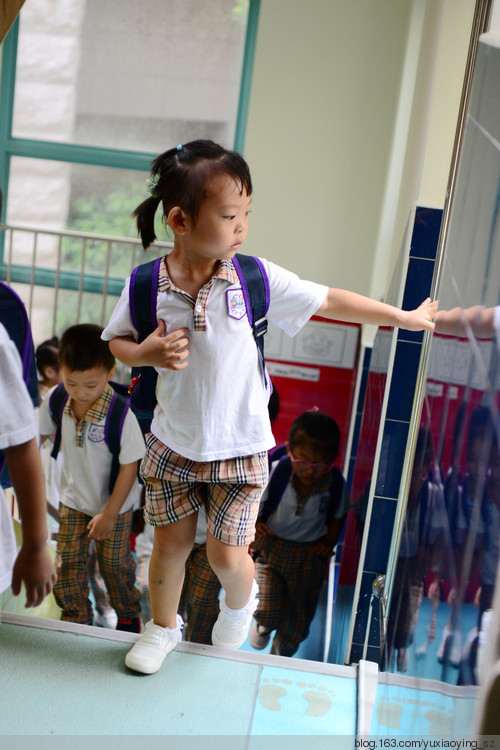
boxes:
[128,253,270,431]
[0,281,39,488]
[258,444,346,524]
[48,381,131,494]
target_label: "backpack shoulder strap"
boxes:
[0,281,39,408]
[259,450,292,523]
[104,388,131,494]
[48,383,69,460]
[129,257,162,342]
[232,253,269,336]
[232,254,270,385]
[327,467,347,518]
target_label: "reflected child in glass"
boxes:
[437,406,491,668]
[384,427,446,672]
[250,410,349,656]
[102,139,437,675]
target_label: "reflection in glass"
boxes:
[385,315,500,686]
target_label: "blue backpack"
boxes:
[128,253,270,431]
[258,444,346,523]
[0,282,39,488]
[48,381,131,494]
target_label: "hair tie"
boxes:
[176,144,183,152]
[146,175,160,198]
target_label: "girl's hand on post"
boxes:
[398,297,439,332]
[139,319,190,370]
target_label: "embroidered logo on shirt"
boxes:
[226,288,246,320]
[87,424,105,443]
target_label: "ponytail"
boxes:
[133,195,161,250]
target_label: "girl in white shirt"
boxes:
[102,139,437,675]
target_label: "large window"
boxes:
[0,0,259,339]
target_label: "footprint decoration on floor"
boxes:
[257,677,335,717]
[376,694,454,733]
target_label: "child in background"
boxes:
[0,321,56,607]
[36,334,117,627]
[102,139,437,675]
[39,324,144,631]
[36,335,63,524]
[35,336,61,400]
[249,410,348,656]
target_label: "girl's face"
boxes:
[287,436,336,486]
[183,177,252,261]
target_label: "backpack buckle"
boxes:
[254,317,268,338]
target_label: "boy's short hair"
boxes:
[59,324,115,373]
[288,410,340,458]
[35,336,59,377]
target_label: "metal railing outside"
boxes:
[0,222,173,333]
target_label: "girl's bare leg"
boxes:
[206,532,255,609]
[149,514,197,629]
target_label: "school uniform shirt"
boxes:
[264,469,350,543]
[102,257,328,461]
[0,322,38,593]
[39,383,145,518]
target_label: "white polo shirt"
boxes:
[102,257,328,461]
[0,323,38,593]
[265,470,350,543]
[39,389,145,517]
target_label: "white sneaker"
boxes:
[249,620,271,650]
[212,580,259,649]
[125,616,183,674]
[93,608,118,629]
[437,623,463,666]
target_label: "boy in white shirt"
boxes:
[39,324,145,631]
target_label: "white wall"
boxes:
[244,0,476,304]
[491,0,500,33]
[1,1,480,308]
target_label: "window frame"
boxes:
[0,0,261,292]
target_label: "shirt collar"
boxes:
[158,256,239,291]
[64,382,115,424]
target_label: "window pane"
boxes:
[6,156,168,247]
[4,157,170,341]
[13,0,249,151]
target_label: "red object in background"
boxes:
[266,315,361,470]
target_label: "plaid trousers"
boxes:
[179,543,221,645]
[254,535,329,657]
[54,503,141,625]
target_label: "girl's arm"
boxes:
[109,319,190,370]
[434,305,496,338]
[317,289,438,332]
[87,461,138,541]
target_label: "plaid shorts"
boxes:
[140,434,269,546]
